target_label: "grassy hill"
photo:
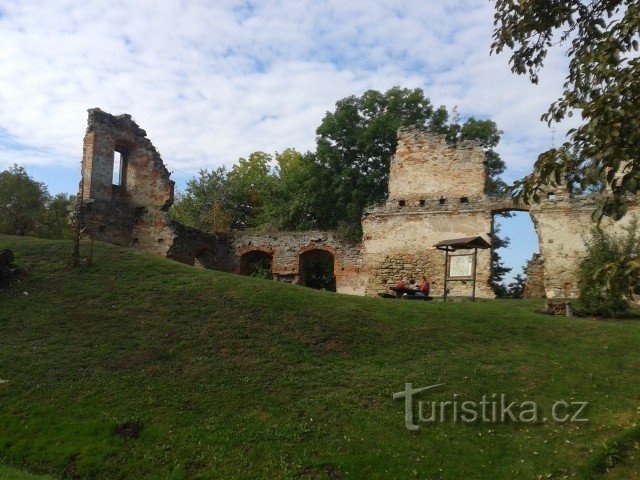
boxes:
[1,235,640,480]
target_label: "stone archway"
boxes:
[194,249,217,269]
[240,249,273,279]
[299,248,336,291]
[490,205,543,299]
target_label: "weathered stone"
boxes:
[77,110,640,299]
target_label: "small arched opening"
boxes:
[240,250,273,279]
[194,249,217,269]
[299,249,336,292]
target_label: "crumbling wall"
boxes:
[364,128,494,298]
[231,231,366,295]
[79,109,640,301]
[523,253,545,299]
[528,196,640,298]
[388,127,486,202]
[362,206,493,298]
[79,109,224,265]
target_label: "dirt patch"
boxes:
[110,348,166,370]
[297,465,344,479]
[113,420,143,439]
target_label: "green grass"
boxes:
[0,465,54,480]
[1,234,640,479]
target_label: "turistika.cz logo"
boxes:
[393,383,589,431]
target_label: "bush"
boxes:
[578,216,640,316]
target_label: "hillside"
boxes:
[1,235,640,479]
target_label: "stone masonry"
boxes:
[79,110,639,299]
[78,109,363,295]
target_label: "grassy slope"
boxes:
[1,235,640,480]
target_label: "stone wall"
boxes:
[523,254,545,299]
[78,109,364,295]
[78,109,640,301]
[388,127,486,201]
[231,231,366,295]
[362,206,493,298]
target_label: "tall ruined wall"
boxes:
[78,109,640,301]
[388,127,487,201]
[79,109,224,264]
[364,128,494,298]
[528,195,640,298]
[231,231,366,295]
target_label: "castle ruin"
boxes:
[78,108,638,299]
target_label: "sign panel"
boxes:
[448,254,474,279]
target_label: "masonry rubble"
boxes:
[78,109,639,299]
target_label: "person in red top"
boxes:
[417,276,430,298]
[395,278,408,289]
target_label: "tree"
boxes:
[0,164,50,236]
[314,87,509,236]
[492,1,640,220]
[507,273,528,299]
[489,223,512,297]
[36,193,73,240]
[259,149,325,231]
[314,87,437,233]
[457,117,507,195]
[169,167,233,233]
[225,152,274,230]
[578,217,640,316]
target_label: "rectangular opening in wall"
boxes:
[460,196,469,204]
[419,199,425,207]
[113,148,126,187]
[398,200,405,207]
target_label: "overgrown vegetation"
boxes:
[170,87,508,241]
[1,235,640,479]
[0,165,72,240]
[578,217,640,316]
[492,1,640,222]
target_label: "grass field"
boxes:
[1,235,640,479]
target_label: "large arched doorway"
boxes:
[299,249,336,291]
[240,250,273,279]
[491,209,540,298]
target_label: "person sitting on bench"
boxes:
[415,276,430,298]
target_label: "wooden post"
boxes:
[444,247,449,302]
[471,247,478,302]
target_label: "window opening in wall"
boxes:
[460,196,469,204]
[419,199,425,207]
[398,200,405,207]
[439,197,446,205]
[113,148,126,187]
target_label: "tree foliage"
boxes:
[578,217,640,316]
[492,1,640,220]
[173,87,509,242]
[314,87,508,235]
[169,167,233,233]
[0,164,71,239]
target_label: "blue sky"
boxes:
[0,0,574,280]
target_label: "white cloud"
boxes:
[0,0,575,188]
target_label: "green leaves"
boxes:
[493,0,640,220]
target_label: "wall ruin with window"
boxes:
[79,109,639,299]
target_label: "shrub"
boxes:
[578,216,640,316]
